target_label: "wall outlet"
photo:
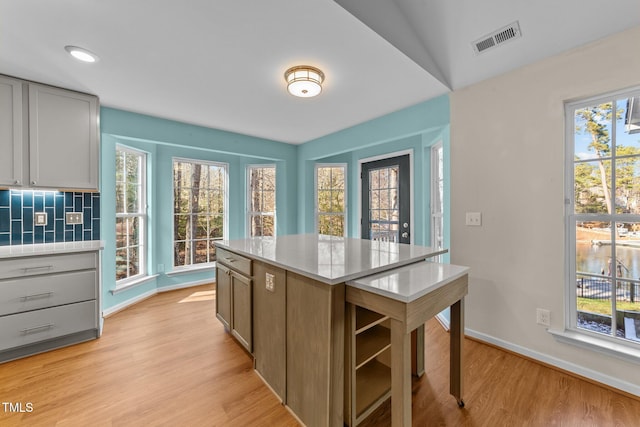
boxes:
[66,212,83,225]
[536,308,550,326]
[265,273,275,292]
[34,212,48,226]
[465,212,482,226]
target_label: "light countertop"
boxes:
[0,240,104,259]
[347,260,469,303]
[215,234,446,285]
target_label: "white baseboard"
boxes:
[102,288,157,318]
[465,328,640,397]
[102,280,214,318]
[158,278,214,293]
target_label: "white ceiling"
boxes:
[1,0,639,144]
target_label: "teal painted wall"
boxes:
[99,95,450,312]
[297,95,451,250]
[100,108,297,311]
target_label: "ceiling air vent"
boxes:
[472,21,522,55]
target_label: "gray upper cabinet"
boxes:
[28,83,99,190]
[0,74,99,191]
[0,75,24,187]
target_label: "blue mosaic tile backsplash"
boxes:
[0,189,100,246]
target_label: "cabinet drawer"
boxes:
[0,270,96,316]
[0,252,97,280]
[217,248,252,276]
[0,300,97,351]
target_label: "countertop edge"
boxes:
[346,262,470,303]
[215,239,447,285]
[0,241,105,258]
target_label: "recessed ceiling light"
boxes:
[64,45,99,63]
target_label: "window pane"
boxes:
[115,249,128,281]
[116,217,126,249]
[125,153,140,184]
[574,103,614,161]
[574,159,611,214]
[619,95,640,151]
[174,241,188,266]
[116,183,125,214]
[126,182,139,213]
[615,155,640,214]
[173,159,227,266]
[127,217,139,247]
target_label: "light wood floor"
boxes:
[0,284,638,426]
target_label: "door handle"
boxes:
[402,232,409,239]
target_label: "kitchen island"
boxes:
[214,234,466,426]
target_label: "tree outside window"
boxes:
[247,165,275,237]
[115,146,146,282]
[568,88,640,344]
[316,165,347,237]
[173,159,227,267]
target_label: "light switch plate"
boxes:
[34,212,47,226]
[465,212,482,226]
[66,212,83,225]
[265,273,275,292]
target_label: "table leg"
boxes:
[450,298,465,406]
[391,318,411,427]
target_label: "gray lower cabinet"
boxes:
[0,251,100,363]
[215,248,253,353]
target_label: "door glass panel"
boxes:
[368,165,400,242]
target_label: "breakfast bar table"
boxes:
[214,234,467,427]
[346,261,469,426]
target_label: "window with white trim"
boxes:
[247,165,276,237]
[316,164,347,237]
[115,145,147,283]
[431,142,444,260]
[566,87,640,346]
[173,159,227,267]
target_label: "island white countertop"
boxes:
[215,234,446,285]
[346,260,470,303]
[0,240,105,259]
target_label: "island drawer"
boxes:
[0,270,97,316]
[0,252,97,280]
[216,248,252,276]
[0,300,97,351]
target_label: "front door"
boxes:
[361,154,410,243]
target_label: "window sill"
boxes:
[166,263,216,277]
[548,328,640,364]
[111,274,159,295]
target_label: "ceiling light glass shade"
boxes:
[285,66,324,98]
[64,46,99,63]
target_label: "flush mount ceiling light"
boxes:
[284,65,324,98]
[64,45,99,63]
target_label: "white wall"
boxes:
[451,26,640,394]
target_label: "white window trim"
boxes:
[560,87,640,361]
[315,163,348,237]
[246,164,276,237]
[431,141,444,259]
[172,157,229,270]
[115,144,148,290]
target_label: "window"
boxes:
[566,87,640,347]
[115,145,147,283]
[316,164,347,237]
[247,165,276,237]
[173,159,227,267]
[431,142,444,256]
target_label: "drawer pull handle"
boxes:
[224,257,236,263]
[22,265,54,273]
[20,292,54,301]
[21,323,55,335]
